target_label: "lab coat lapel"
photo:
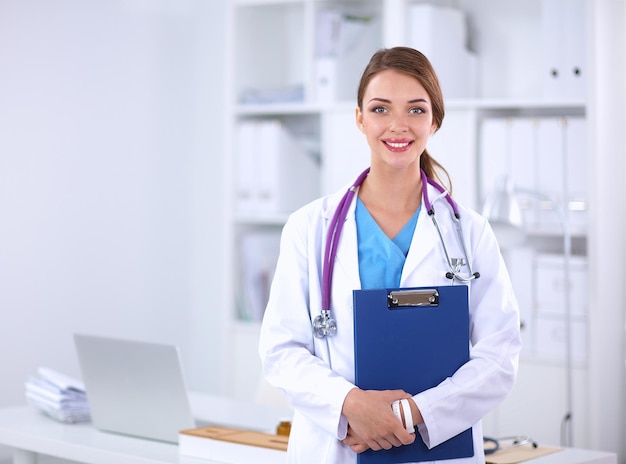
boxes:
[401,184,446,285]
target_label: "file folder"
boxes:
[353,286,474,463]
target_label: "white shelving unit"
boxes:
[223,0,626,457]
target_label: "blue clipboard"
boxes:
[353,286,474,464]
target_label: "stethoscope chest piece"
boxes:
[313,309,337,339]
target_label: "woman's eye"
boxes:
[371,106,387,114]
[409,107,425,114]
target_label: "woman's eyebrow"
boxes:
[367,97,430,104]
[368,97,391,104]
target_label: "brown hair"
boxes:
[357,46,452,192]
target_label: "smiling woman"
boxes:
[355,69,437,238]
[258,46,522,464]
[357,70,435,169]
[353,48,449,240]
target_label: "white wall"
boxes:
[0,0,227,417]
[586,0,626,459]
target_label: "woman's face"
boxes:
[356,69,436,172]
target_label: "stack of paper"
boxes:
[25,367,91,423]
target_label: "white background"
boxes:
[0,3,228,461]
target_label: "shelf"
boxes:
[233,0,302,5]
[525,224,588,239]
[229,318,263,333]
[226,0,592,411]
[219,0,626,453]
[519,352,588,369]
[236,99,586,118]
[468,99,586,117]
[234,213,290,226]
[453,98,586,110]
[235,102,323,116]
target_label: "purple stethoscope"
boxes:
[312,167,480,339]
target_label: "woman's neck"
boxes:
[359,166,423,214]
[355,165,422,239]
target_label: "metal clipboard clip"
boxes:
[387,289,439,308]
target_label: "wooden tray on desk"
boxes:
[486,444,562,464]
[179,425,288,464]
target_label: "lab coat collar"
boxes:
[322,181,450,291]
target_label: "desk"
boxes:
[0,393,291,464]
[0,394,617,464]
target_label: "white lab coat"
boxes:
[259,180,522,464]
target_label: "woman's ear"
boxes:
[355,106,365,133]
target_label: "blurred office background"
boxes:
[0,0,625,462]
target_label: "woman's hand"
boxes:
[341,388,417,452]
[342,425,369,453]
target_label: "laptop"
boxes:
[74,333,203,444]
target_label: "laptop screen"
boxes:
[74,333,197,443]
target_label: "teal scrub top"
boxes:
[355,198,420,289]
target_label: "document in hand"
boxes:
[353,286,474,464]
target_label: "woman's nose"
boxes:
[389,114,409,132]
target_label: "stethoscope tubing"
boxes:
[421,168,479,282]
[316,167,478,338]
[421,169,459,217]
[322,168,369,312]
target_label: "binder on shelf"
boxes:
[407,4,477,99]
[565,116,588,229]
[478,115,588,232]
[257,120,283,212]
[561,0,586,98]
[314,56,338,103]
[235,119,320,216]
[235,120,259,213]
[353,286,473,464]
[479,117,539,226]
[508,118,539,226]
[535,117,565,228]
[478,117,508,205]
[313,8,378,103]
[313,9,341,103]
[540,0,586,100]
[259,119,320,214]
[238,230,281,322]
